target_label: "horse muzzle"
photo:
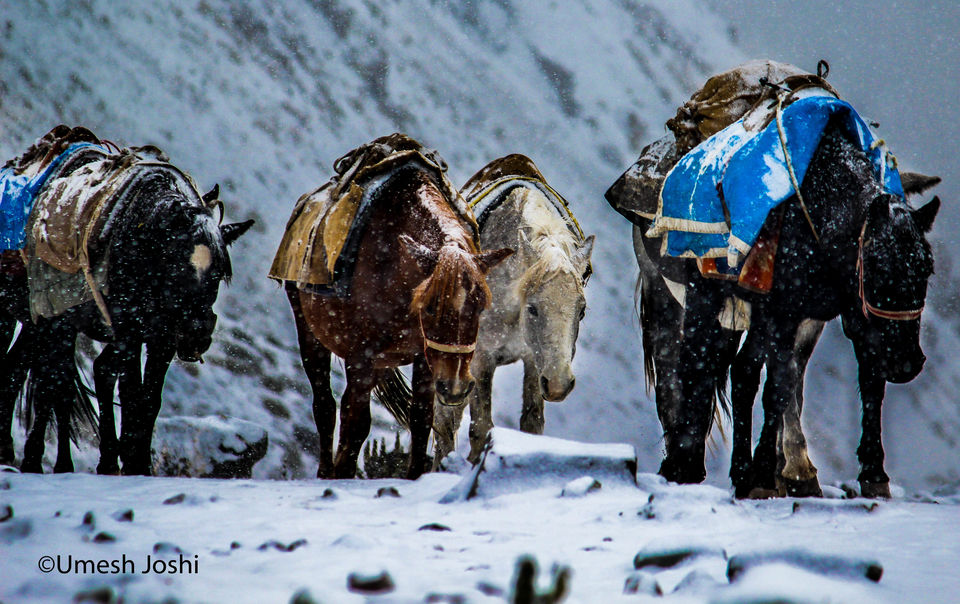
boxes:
[540,374,576,402]
[435,378,475,406]
[884,354,925,384]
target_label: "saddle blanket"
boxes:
[0,142,103,250]
[461,153,585,240]
[269,134,476,293]
[647,94,903,263]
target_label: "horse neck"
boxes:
[108,185,219,329]
[801,123,884,247]
[513,189,581,288]
[412,175,474,253]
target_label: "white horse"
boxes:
[433,155,594,466]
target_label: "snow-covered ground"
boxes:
[2,429,959,603]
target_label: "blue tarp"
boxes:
[652,95,902,261]
[0,142,101,250]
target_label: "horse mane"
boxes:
[513,188,585,299]
[116,168,231,281]
[410,244,490,315]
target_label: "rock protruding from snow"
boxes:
[560,476,602,497]
[440,428,636,502]
[347,570,395,594]
[623,571,662,595]
[727,549,883,583]
[633,544,727,570]
[152,415,268,478]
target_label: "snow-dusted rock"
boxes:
[152,415,268,478]
[716,562,886,604]
[633,542,727,570]
[440,428,636,502]
[560,476,602,497]
[727,549,883,583]
[623,570,662,595]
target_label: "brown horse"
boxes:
[282,148,511,479]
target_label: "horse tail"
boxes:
[23,355,99,445]
[636,273,657,394]
[373,369,412,431]
[711,332,738,426]
[703,330,739,453]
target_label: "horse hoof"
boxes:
[746,487,781,499]
[54,463,74,474]
[0,446,14,467]
[860,481,892,499]
[780,476,823,498]
[659,459,706,485]
[97,463,120,476]
[20,461,43,474]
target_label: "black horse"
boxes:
[0,132,252,475]
[611,117,939,498]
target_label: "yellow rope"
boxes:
[774,93,820,243]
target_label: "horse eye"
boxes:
[578,307,586,321]
[527,305,538,317]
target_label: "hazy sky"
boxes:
[714,0,959,245]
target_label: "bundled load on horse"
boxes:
[606,61,940,498]
[269,133,476,293]
[431,154,594,467]
[273,133,511,479]
[0,125,253,475]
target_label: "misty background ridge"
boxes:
[1,0,957,489]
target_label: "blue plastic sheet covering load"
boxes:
[0,142,101,251]
[646,93,903,264]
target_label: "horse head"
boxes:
[116,176,254,361]
[844,193,939,383]
[513,212,594,402]
[402,235,512,405]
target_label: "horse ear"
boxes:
[203,183,220,205]
[913,196,940,233]
[476,247,514,273]
[900,172,941,197]
[221,219,255,246]
[399,234,439,272]
[572,235,595,274]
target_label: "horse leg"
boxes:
[660,280,725,484]
[0,322,32,466]
[0,316,12,465]
[114,342,145,475]
[519,356,545,434]
[466,355,495,464]
[857,368,891,498]
[730,327,763,498]
[432,352,484,468]
[778,320,824,497]
[749,319,800,497]
[94,345,123,475]
[287,284,336,477]
[332,358,375,478]
[407,355,435,479]
[121,339,173,476]
[649,284,684,458]
[23,319,75,473]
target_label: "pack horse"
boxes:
[270,134,511,479]
[607,61,939,497]
[0,125,253,474]
[432,155,594,466]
